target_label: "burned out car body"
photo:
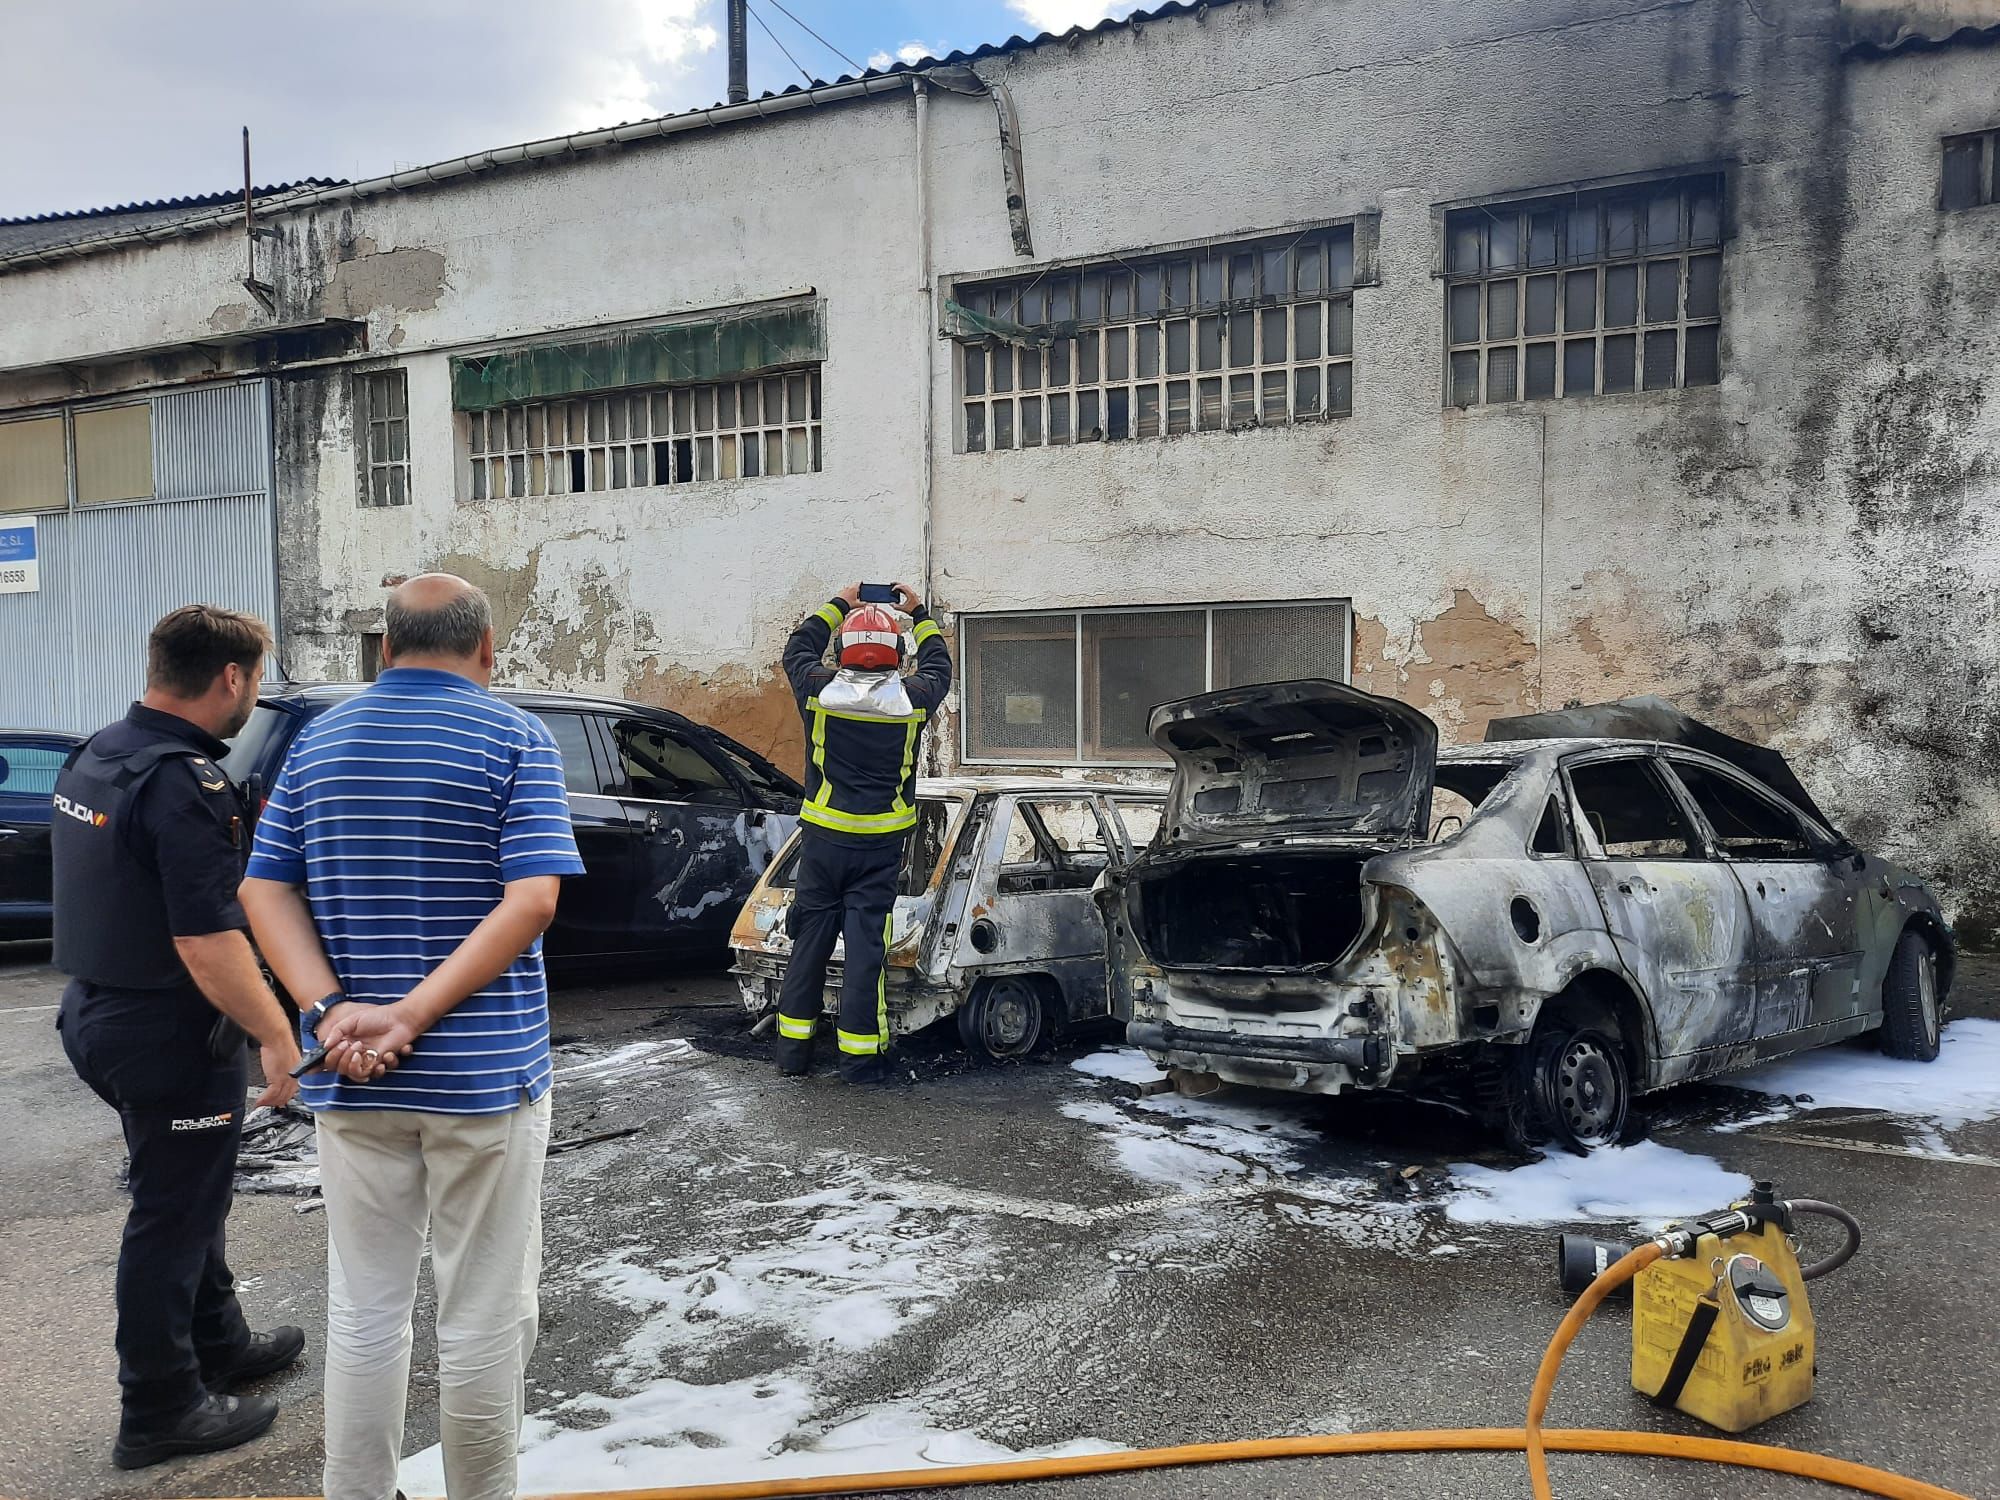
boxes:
[731,778,1166,1057]
[1102,682,1953,1144]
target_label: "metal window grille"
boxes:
[357,369,411,507]
[962,600,1352,766]
[464,369,822,500]
[953,227,1356,454]
[1942,129,2000,211]
[1444,175,1723,407]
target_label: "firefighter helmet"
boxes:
[839,604,902,670]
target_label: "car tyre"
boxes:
[956,976,1047,1061]
[1522,1013,1632,1156]
[1879,928,1942,1063]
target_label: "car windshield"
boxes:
[217,705,294,789]
[768,796,965,897]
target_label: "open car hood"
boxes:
[1150,680,1438,847]
[1484,695,1837,831]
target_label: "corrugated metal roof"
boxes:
[1841,0,2000,55]
[0,180,346,257]
[0,1,1241,272]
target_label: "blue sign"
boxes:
[0,517,39,593]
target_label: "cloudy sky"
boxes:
[0,1,1143,219]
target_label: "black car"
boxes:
[218,684,803,965]
[0,729,86,941]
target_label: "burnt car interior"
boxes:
[1130,850,1373,970]
[1670,761,1818,858]
[998,801,1110,894]
[610,722,748,808]
[1568,759,1699,858]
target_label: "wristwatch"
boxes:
[301,992,344,1034]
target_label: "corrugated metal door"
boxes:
[0,380,276,733]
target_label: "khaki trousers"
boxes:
[316,1094,551,1500]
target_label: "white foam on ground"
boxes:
[554,1038,696,1081]
[1071,1046,1168,1085]
[1444,1140,1751,1228]
[1721,1019,2000,1128]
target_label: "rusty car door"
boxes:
[945,794,1117,985]
[1663,756,1865,1040]
[1564,751,1758,1066]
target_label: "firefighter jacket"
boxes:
[783,598,953,846]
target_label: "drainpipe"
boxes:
[726,0,749,105]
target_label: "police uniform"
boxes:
[775,598,953,1079]
[52,703,262,1442]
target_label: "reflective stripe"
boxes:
[891,714,922,817]
[812,603,844,629]
[777,1014,817,1040]
[805,700,928,726]
[842,629,900,649]
[878,910,891,1043]
[837,1028,884,1055]
[912,619,942,645]
[801,803,918,835]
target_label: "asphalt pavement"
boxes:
[1,942,1995,1500]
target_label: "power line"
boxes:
[743,0,817,88]
[763,0,867,75]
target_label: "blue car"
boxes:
[0,729,85,941]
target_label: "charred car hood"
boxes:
[1150,679,1438,847]
[1485,696,1836,831]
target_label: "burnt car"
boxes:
[1101,683,1953,1150]
[220,684,802,965]
[731,778,1166,1058]
[0,729,86,941]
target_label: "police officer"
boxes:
[775,582,953,1083]
[53,605,306,1470]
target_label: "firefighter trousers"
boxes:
[774,834,902,1077]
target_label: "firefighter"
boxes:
[775,582,952,1082]
[51,606,305,1470]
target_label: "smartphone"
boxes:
[289,1044,329,1079]
[858,583,899,605]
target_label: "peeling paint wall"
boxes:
[2,0,1997,939]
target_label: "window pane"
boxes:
[1021,400,1043,447]
[1564,268,1597,331]
[1451,350,1480,407]
[1166,380,1192,434]
[1449,284,1481,345]
[1212,603,1347,688]
[1488,214,1520,271]
[695,387,715,430]
[1166,260,1191,308]
[1294,245,1321,294]
[1132,385,1159,439]
[1525,274,1557,336]
[1020,346,1043,390]
[1566,205,1598,263]
[1048,393,1071,443]
[587,400,608,441]
[1261,307,1287,362]
[1294,367,1321,417]
[966,617,1078,760]
[1228,373,1255,425]
[1685,325,1720,387]
[1604,264,1638,327]
[1529,212,1558,266]
[1690,188,1721,245]
[1078,389,1101,440]
[1196,255,1222,307]
[1328,235,1354,290]
[1449,219,1482,274]
[1197,377,1224,431]
[991,346,1014,394]
[993,401,1015,449]
[1106,389,1130,440]
[1049,339,1072,385]
[1227,311,1255,368]
[1136,264,1162,317]
[1602,334,1636,393]
[1563,338,1596,397]
[1106,271,1132,321]
[1077,331,1100,383]
[965,404,987,454]
[74,403,153,505]
[1687,254,1721,319]
[1487,346,1519,403]
[1942,138,1983,210]
[1606,201,1638,258]
[1327,299,1353,358]
[1260,247,1287,298]
[1197,315,1222,371]
[1084,610,1206,759]
[963,343,986,397]
[1166,320,1191,374]
[1487,279,1518,339]
[0,415,68,512]
[1106,327,1130,382]
[1525,343,1556,400]
[1260,370,1286,423]
[1326,362,1353,415]
[1051,275,1076,321]
[1136,326,1159,379]
[1294,304,1321,360]
[1644,329,1678,389]
[1645,260,1680,323]
[1229,254,1254,300]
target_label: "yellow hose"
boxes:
[200,1234,1970,1500]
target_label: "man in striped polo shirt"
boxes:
[240,574,582,1500]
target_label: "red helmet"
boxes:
[839,605,902,670]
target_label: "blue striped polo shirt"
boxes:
[244,668,584,1114]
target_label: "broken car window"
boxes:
[999,801,1109,894]
[1108,798,1164,852]
[607,718,743,808]
[1531,797,1569,855]
[1567,757,1698,859]
[1430,761,1510,841]
[1669,761,1814,859]
[899,800,959,898]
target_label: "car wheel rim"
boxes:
[1554,1035,1623,1145]
[976,979,1039,1057]
[1918,951,1939,1047]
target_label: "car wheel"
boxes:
[1526,1018,1632,1155]
[956,976,1047,1061]
[1879,928,1942,1062]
